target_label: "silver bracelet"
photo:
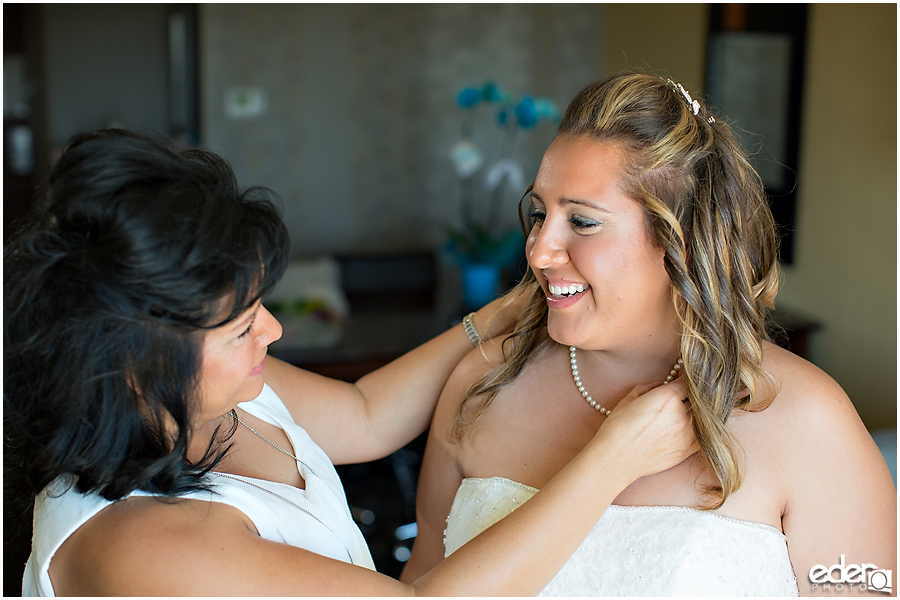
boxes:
[462,312,481,346]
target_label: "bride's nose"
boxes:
[527,222,570,270]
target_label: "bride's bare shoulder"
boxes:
[450,335,556,386]
[740,341,876,463]
[434,337,558,435]
[757,341,852,415]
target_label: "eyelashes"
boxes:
[528,209,546,224]
[569,215,601,230]
[238,317,256,339]
[528,209,601,231]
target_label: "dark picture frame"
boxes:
[706,4,808,264]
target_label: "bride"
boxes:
[400,73,897,595]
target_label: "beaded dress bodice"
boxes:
[444,476,798,597]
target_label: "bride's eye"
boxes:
[570,215,601,231]
[528,208,546,226]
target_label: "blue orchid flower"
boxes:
[534,98,561,121]
[457,87,482,109]
[457,83,560,128]
[482,82,512,104]
[514,96,539,128]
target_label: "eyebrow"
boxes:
[530,191,611,213]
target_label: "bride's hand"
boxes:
[593,380,698,482]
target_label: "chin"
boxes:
[243,378,267,402]
[547,319,582,349]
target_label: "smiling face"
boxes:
[195,301,283,424]
[527,135,679,354]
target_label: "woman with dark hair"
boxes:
[402,73,896,595]
[4,129,696,596]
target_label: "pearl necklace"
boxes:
[569,346,683,414]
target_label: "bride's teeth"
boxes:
[549,283,588,297]
[548,282,589,297]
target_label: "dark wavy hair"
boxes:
[4,130,290,519]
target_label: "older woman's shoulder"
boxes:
[50,494,255,595]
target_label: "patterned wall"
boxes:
[200,4,603,256]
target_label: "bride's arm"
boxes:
[399,341,486,582]
[264,291,524,464]
[776,354,896,595]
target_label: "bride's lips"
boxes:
[544,280,591,310]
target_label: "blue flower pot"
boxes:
[461,262,501,309]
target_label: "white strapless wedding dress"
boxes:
[444,477,798,596]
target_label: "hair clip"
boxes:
[667,79,715,124]
[678,82,701,115]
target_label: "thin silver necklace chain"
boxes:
[210,409,354,564]
[229,409,321,478]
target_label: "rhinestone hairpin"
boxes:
[667,79,715,124]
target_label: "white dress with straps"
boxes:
[22,384,374,596]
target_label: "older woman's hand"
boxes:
[596,380,698,482]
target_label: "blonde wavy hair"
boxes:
[451,72,781,508]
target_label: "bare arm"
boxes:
[55,380,696,596]
[264,292,524,465]
[778,358,896,595]
[398,340,486,581]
